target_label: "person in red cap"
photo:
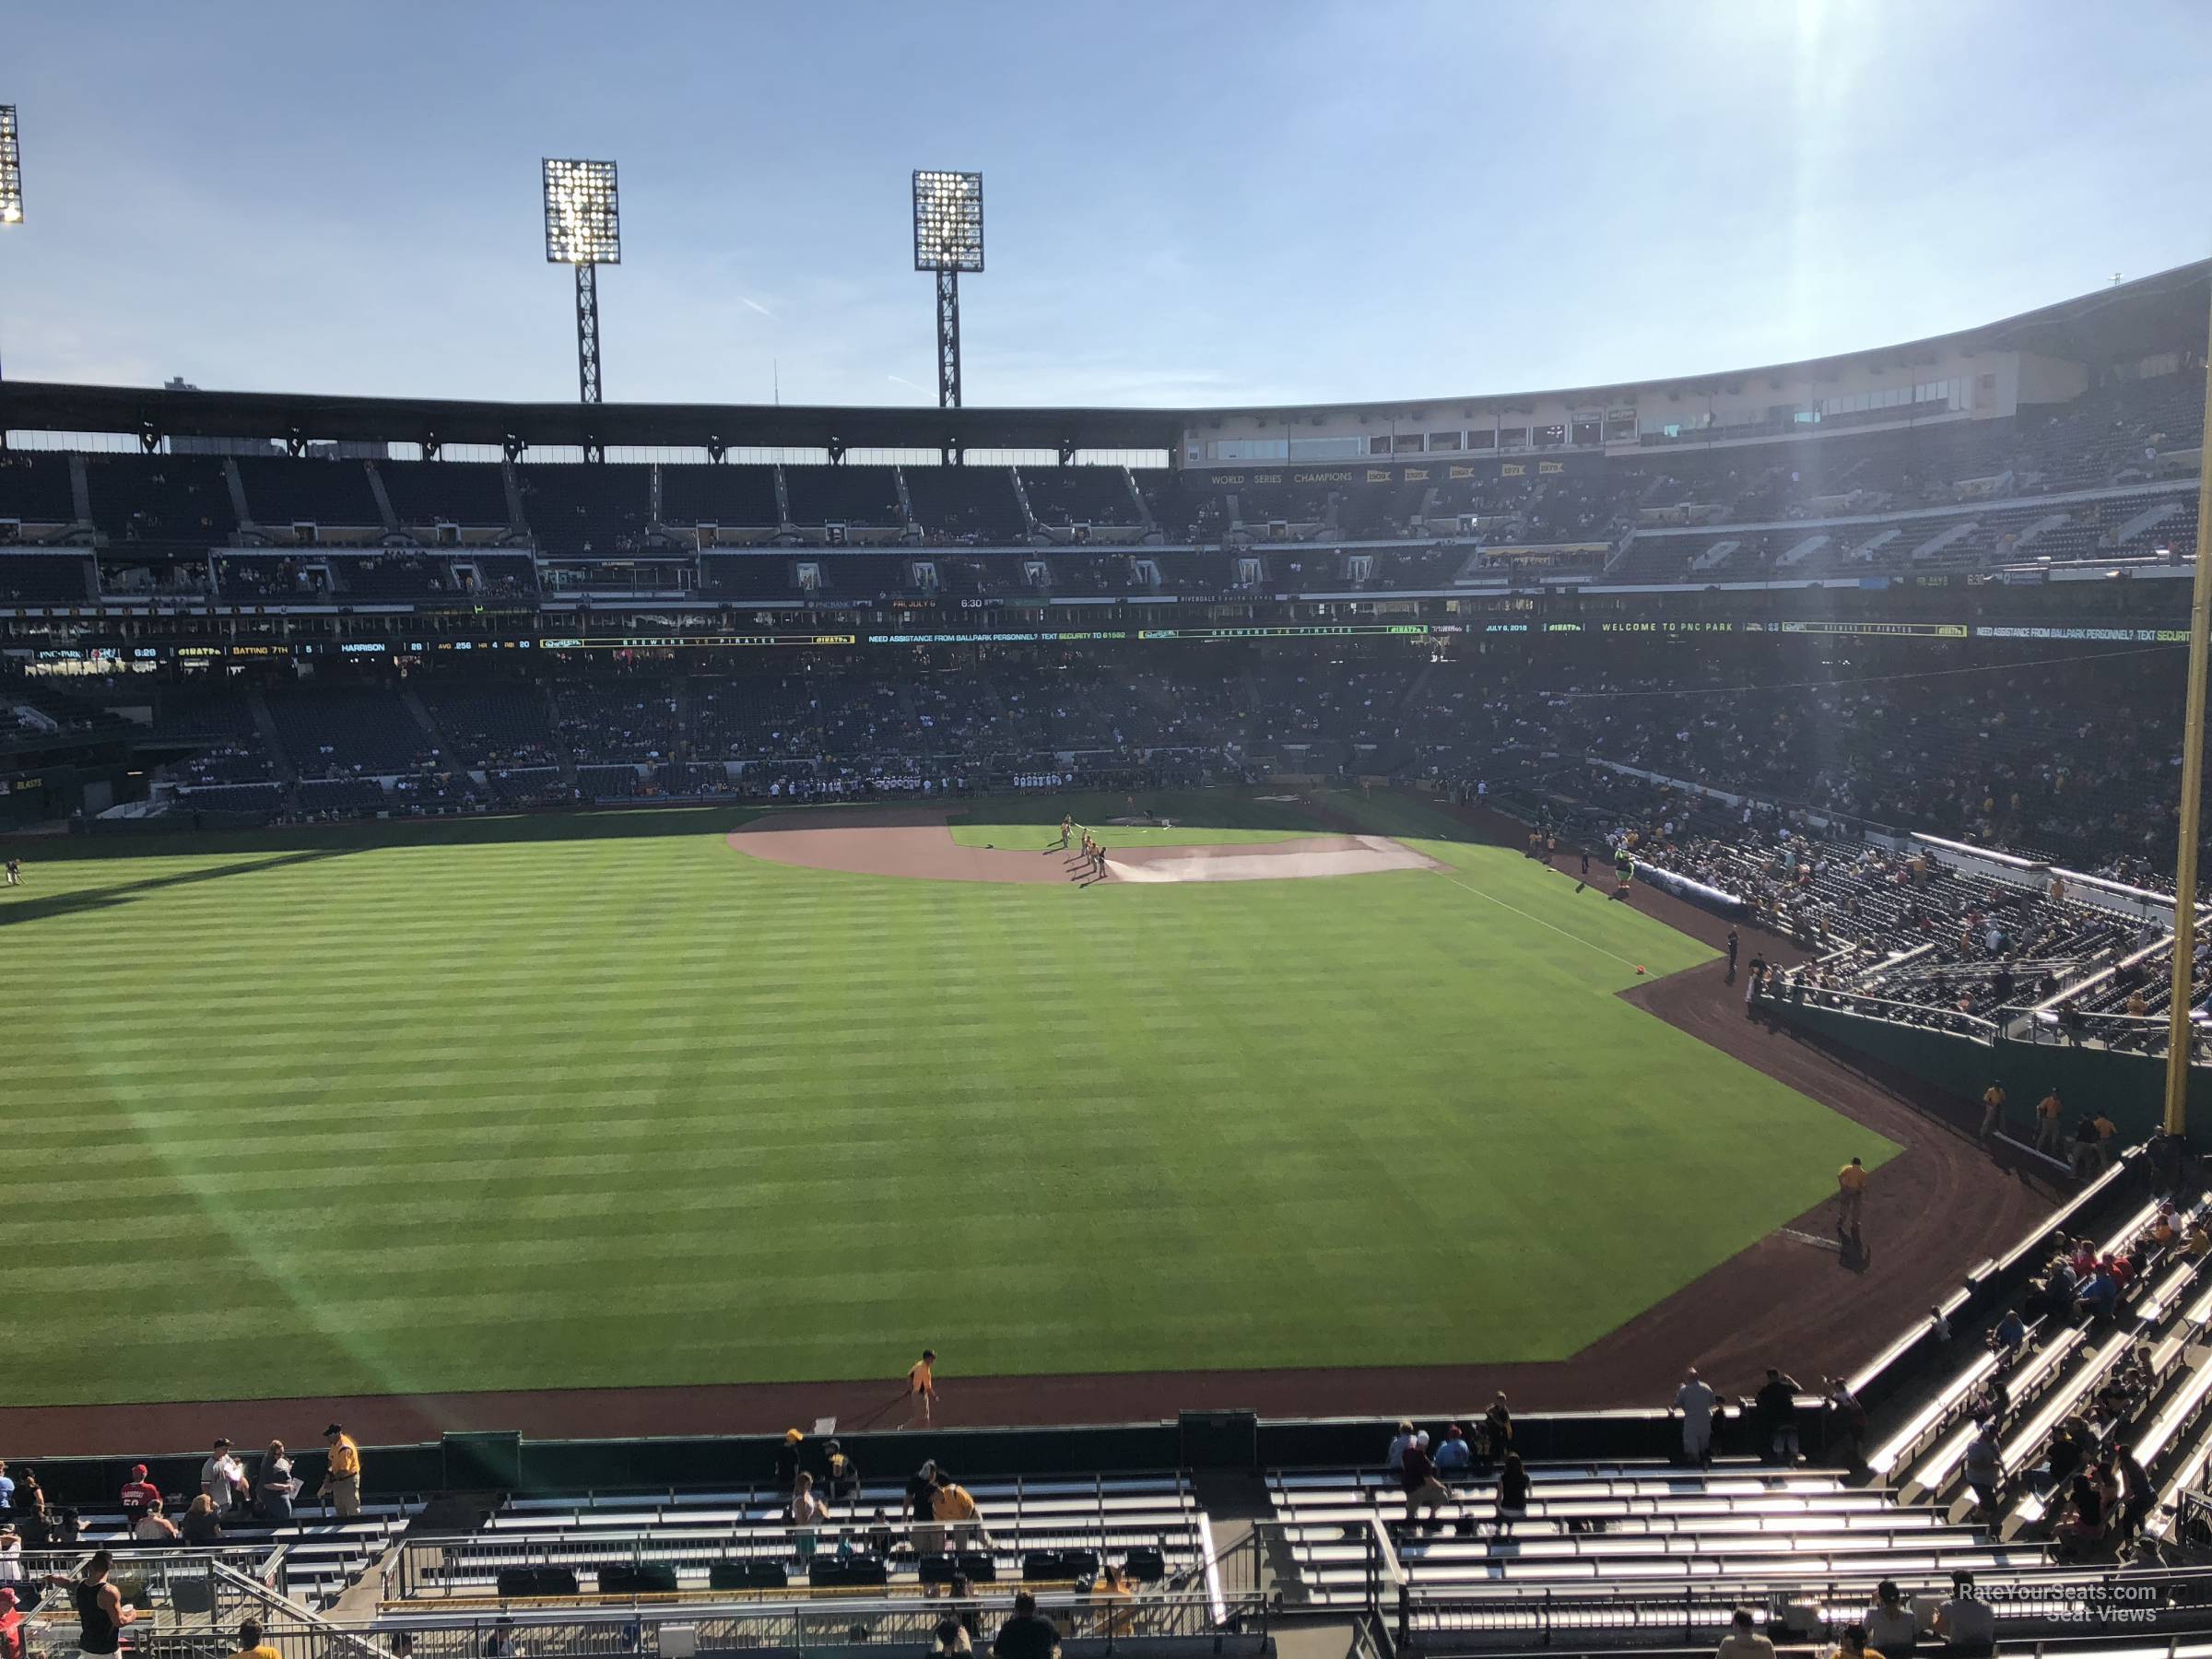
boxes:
[0,1585,24,1659]
[1432,1424,1473,1476]
[118,1466,160,1526]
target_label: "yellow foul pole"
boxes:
[2161,302,2212,1136]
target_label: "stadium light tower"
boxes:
[912,170,982,408]
[0,105,24,383]
[542,158,620,405]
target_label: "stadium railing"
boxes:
[362,1588,1266,1658]
[1395,1559,2212,1653]
[12,1545,286,1610]
[1896,1187,2174,1507]
[21,1559,383,1659]
[1767,982,2006,1041]
[1851,1155,2143,1437]
[385,1514,1211,1605]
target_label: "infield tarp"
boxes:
[1632,860,1746,915]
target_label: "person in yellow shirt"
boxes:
[1979,1082,2006,1143]
[1089,1562,1136,1637]
[905,1348,938,1429]
[2036,1089,2065,1156]
[320,1423,361,1518]
[233,1618,283,1659]
[930,1474,982,1551]
[1836,1158,1869,1233]
[2092,1114,2118,1171]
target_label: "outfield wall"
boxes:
[1766,994,2212,1147]
[12,1411,1794,1511]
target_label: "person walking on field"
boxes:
[1724,928,1739,984]
[1836,1158,1869,1234]
[905,1349,938,1428]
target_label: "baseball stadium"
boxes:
[7,13,2212,1659]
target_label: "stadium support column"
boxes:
[935,267,961,408]
[575,263,604,405]
[2163,316,2212,1137]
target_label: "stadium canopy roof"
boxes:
[0,380,1188,455]
[1177,259,2212,426]
[1,260,2203,455]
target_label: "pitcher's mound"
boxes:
[727,807,1066,884]
[1109,834,1441,884]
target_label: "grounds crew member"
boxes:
[321,1424,361,1517]
[2036,1088,2065,1156]
[1837,1158,1869,1232]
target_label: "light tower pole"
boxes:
[2161,293,2212,1138]
[542,158,621,406]
[912,170,983,409]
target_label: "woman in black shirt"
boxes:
[1498,1453,1532,1532]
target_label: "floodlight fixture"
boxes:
[543,157,620,266]
[912,170,982,409]
[541,157,618,406]
[912,170,982,274]
[0,106,19,229]
[0,106,18,383]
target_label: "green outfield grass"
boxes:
[947,789,1327,849]
[3,801,1895,1406]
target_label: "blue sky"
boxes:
[6,1,2209,409]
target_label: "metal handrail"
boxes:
[365,1588,1267,1656]
[209,1561,389,1659]
[392,1515,1209,1604]
[1769,981,2005,1037]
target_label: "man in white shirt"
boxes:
[1715,1608,1774,1659]
[201,1440,247,1515]
[1384,1421,1417,1473]
[1675,1369,1719,1468]
[1934,1572,1996,1655]
[1864,1579,1918,1656]
[132,1497,181,1543]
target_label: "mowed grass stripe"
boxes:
[6,806,1892,1406]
